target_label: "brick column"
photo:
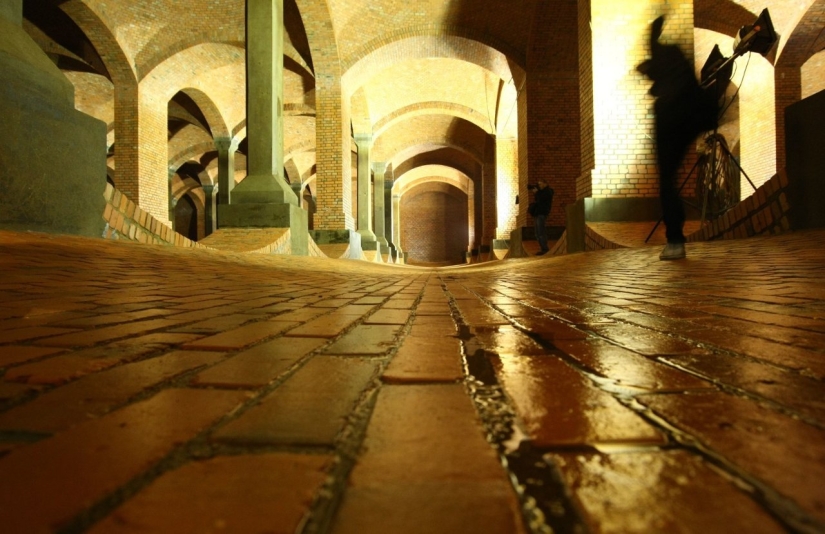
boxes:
[481,137,497,254]
[115,84,169,224]
[496,138,519,239]
[202,184,217,236]
[372,162,389,252]
[355,134,377,246]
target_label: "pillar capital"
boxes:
[371,161,387,174]
[354,133,373,149]
[214,137,239,153]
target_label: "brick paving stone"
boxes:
[549,450,786,533]
[3,341,173,385]
[381,298,416,309]
[90,453,333,533]
[512,315,589,343]
[0,381,40,401]
[0,351,227,433]
[585,322,703,356]
[363,308,412,325]
[32,318,183,348]
[323,324,402,355]
[383,335,464,383]
[0,326,80,344]
[637,391,825,524]
[312,298,356,308]
[166,298,240,311]
[0,311,94,331]
[408,321,458,339]
[455,304,514,326]
[108,332,204,347]
[492,354,665,447]
[0,388,247,533]
[662,352,825,421]
[167,313,259,334]
[284,313,362,338]
[270,306,331,322]
[50,308,178,328]
[491,303,540,317]
[353,296,387,305]
[0,345,65,367]
[415,303,453,316]
[683,328,825,378]
[331,384,526,534]
[469,325,547,356]
[212,356,378,446]
[180,320,299,351]
[192,337,326,388]
[555,339,711,392]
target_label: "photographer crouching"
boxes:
[527,180,554,256]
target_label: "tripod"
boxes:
[644,129,757,243]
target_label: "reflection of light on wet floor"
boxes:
[588,443,664,454]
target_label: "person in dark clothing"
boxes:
[529,179,554,256]
[637,16,718,260]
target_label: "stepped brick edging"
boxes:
[569,171,793,252]
[102,184,202,248]
[686,171,792,242]
[101,184,326,257]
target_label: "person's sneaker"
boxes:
[659,242,686,260]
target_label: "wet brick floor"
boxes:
[0,228,823,533]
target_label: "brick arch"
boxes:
[341,25,525,79]
[169,142,216,174]
[374,115,488,164]
[774,0,825,170]
[342,34,523,96]
[390,142,483,176]
[351,87,371,134]
[58,0,136,86]
[776,1,825,69]
[140,43,245,101]
[180,88,230,140]
[284,159,301,185]
[374,102,493,137]
[693,0,757,37]
[394,166,472,197]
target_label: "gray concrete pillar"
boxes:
[0,0,21,25]
[372,162,389,251]
[217,0,307,254]
[228,0,296,206]
[202,184,217,235]
[355,134,377,244]
[391,193,403,258]
[215,137,238,208]
[168,169,177,230]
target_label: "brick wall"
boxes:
[401,183,469,264]
[591,0,694,200]
[802,51,825,99]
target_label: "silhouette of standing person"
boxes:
[637,16,717,260]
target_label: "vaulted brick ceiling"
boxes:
[23,0,825,200]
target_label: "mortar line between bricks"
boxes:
[439,274,586,534]
[458,280,825,534]
[50,278,421,533]
[298,274,430,534]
